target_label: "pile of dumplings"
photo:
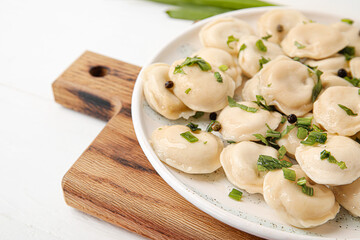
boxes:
[142,9,360,229]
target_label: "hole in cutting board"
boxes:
[89,66,109,77]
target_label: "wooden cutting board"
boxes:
[52,51,262,240]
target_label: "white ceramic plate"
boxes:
[132,7,360,240]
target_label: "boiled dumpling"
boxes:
[238,35,284,77]
[263,165,340,228]
[220,141,282,194]
[313,86,360,136]
[281,23,348,59]
[295,135,360,185]
[257,9,308,44]
[332,177,360,217]
[217,101,282,142]
[242,56,316,116]
[194,48,242,87]
[320,72,354,89]
[142,63,194,120]
[151,125,223,174]
[199,17,254,55]
[169,58,235,112]
[350,57,360,78]
[332,21,360,56]
[305,55,349,74]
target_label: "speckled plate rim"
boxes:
[132,6,354,240]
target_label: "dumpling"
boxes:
[332,22,360,56]
[194,47,242,87]
[169,58,235,112]
[263,165,340,228]
[305,55,349,74]
[220,141,281,194]
[242,56,316,116]
[142,63,194,120]
[313,86,360,136]
[295,135,360,185]
[350,57,360,78]
[199,17,254,55]
[281,23,348,59]
[151,125,223,174]
[257,9,308,44]
[217,101,282,142]
[332,177,360,217]
[238,35,284,77]
[320,72,354,89]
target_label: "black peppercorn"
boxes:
[211,122,222,131]
[165,81,174,88]
[277,24,284,33]
[287,114,297,124]
[209,112,217,120]
[337,68,347,78]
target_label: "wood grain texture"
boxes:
[53,51,262,240]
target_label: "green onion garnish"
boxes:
[344,77,360,87]
[294,41,306,49]
[339,46,355,61]
[280,116,286,124]
[256,39,267,52]
[257,155,292,172]
[278,145,287,159]
[203,141,207,144]
[338,104,358,116]
[228,96,258,113]
[297,127,308,140]
[227,35,239,49]
[280,125,295,138]
[206,120,221,132]
[265,124,281,138]
[239,43,247,52]
[186,122,201,132]
[301,131,327,145]
[282,167,296,181]
[253,133,269,146]
[262,34,272,41]
[174,56,211,74]
[341,18,354,25]
[192,111,204,119]
[228,188,243,201]
[311,69,323,102]
[259,56,270,70]
[180,131,199,143]
[297,177,314,196]
[185,88,191,94]
[296,117,312,127]
[219,64,228,72]
[252,95,276,111]
[214,72,223,83]
[320,150,347,169]
[227,140,236,144]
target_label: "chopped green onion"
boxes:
[280,116,286,124]
[214,72,223,83]
[339,46,355,61]
[186,122,201,132]
[257,155,292,171]
[296,117,312,127]
[239,43,247,51]
[165,5,230,20]
[297,177,314,196]
[312,124,323,132]
[338,104,358,116]
[227,35,239,49]
[185,88,191,94]
[180,131,199,143]
[301,131,327,145]
[228,188,243,201]
[294,41,306,49]
[266,124,281,139]
[256,39,267,52]
[320,150,347,169]
[358,89,360,95]
[282,167,296,181]
[174,56,211,74]
[253,133,269,146]
[227,140,236,144]
[228,96,258,113]
[204,141,207,144]
[341,18,354,25]
[192,111,204,119]
[344,76,360,87]
[292,57,301,61]
[252,95,276,111]
[278,145,287,159]
[262,34,272,40]
[206,120,221,132]
[312,69,323,102]
[219,64,228,72]
[259,56,270,70]
[280,125,295,138]
[297,127,309,139]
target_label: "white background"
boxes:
[0,0,359,239]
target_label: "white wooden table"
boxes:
[1,0,359,239]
